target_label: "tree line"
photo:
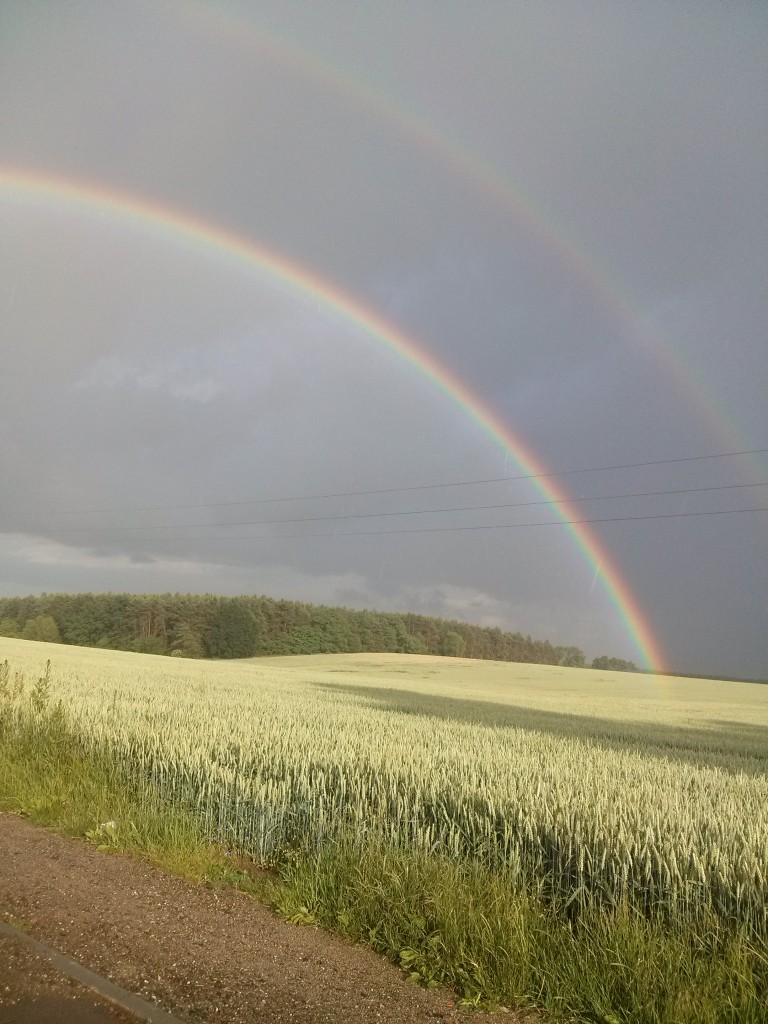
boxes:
[0,592,638,671]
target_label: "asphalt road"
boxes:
[0,929,176,1024]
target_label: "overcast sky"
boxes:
[1,1,766,679]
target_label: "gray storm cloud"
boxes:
[1,1,766,677]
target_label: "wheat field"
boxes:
[2,637,766,937]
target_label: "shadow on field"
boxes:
[312,682,768,774]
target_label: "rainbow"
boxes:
[181,2,747,453]
[0,166,667,672]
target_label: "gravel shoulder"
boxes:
[0,814,530,1023]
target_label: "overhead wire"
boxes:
[10,446,768,518]
[43,506,768,544]
[24,480,768,535]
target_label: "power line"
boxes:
[60,506,768,543]
[13,446,768,518]
[31,480,768,535]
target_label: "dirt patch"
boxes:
[0,815,530,1022]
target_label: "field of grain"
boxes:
[2,638,767,936]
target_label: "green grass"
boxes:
[278,839,768,1022]
[0,691,228,885]
[1,640,768,1021]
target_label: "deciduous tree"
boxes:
[21,615,61,644]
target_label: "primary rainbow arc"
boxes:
[0,165,667,672]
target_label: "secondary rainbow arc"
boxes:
[0,166,667,672]
[182,2,749,457]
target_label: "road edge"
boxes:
[0,921,184,1024]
